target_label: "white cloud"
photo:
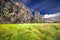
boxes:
[43,12,60,22]
[43,14,56,18]
[43,12,60,18]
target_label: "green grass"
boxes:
[0,23,60,40]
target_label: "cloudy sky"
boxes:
[43,12,60,22]
[43,12,60,18]
[13,0,60,15]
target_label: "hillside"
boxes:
[0,0,32,23]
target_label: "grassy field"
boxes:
[0,23,60,40]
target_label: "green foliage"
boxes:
[0,23,60,40]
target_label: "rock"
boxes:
[34,10,42,23]
[0,0,32,23]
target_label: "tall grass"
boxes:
[0,23,60,40]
